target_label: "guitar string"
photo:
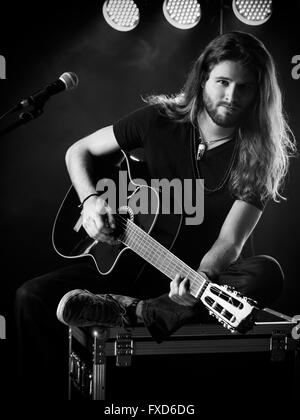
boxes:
[120,219,198,287]
[105,212,208,296]
[85,212,246,319]
[114,215,235,301]
[114,215,184,273]
[115,216,246,308]
[92,211,242,309]
[122,222,203,296]
[83,196,245,306]
[100,212,244,305]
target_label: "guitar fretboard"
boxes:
[119,218,208,298]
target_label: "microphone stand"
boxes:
[0,104,45,137]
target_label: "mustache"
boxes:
[218,102,240,110]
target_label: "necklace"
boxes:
[192,126,238,193]
[196,130,234,160]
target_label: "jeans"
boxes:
[15,254,283,399]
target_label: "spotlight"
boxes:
[102,0,140,32]
[162,0,201,30]
[232,0,272,26]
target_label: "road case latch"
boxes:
[270,331,288,362]
[115,333,133,367]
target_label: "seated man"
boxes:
[16,31,295,399]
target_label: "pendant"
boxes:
[197,142,206,160]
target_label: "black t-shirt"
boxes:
[113,104,264,267]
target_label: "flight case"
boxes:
[68,319,300,400]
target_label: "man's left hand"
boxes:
[169,274,199,306]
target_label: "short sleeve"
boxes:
[241,194,269,211]
[113,105,157,151]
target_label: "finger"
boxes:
[174,273,182,285]
[170,273,182,293]
[84,216,110,242]
[105,206,116,230]
[82,217,99,238]
[178,277,190,296]
[93,213,104,231]
[169,277,187,302]
[95,197,107,215]
[97,198,116,230]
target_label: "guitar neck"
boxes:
[120,219,208,298]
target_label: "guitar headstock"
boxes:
[199,283,258,333]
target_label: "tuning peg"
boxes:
[245,297,257,305]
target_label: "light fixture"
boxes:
[232,0,272,26]
[162,0,201,30]
[102,0,140,32]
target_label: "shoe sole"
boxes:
[56,289,87,326]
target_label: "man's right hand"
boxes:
[81,195,118,245]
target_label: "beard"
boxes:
[202,89,248,128]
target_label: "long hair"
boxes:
[144,31,296,203]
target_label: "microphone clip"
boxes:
[19,107,44,122]
[18,88,51,111]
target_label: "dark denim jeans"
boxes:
[15,254,283,399]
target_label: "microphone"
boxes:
[14,72,79,111]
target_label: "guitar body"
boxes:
[52,150,183,277]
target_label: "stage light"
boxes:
[162,0,201,30]
[102,0,140,32]
[232,0,272,26]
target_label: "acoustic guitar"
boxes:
[52,150,258,333]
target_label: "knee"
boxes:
[253,255,284,305]
[222,255,285,306]
[256,255,284,284]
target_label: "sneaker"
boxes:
[56,289,139,328]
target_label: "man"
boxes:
[16,31,295,399]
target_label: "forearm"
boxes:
[198,237,241,280]
[65,125,120,202]
[65,144,97,202]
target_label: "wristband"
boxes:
[78,193,99,209]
